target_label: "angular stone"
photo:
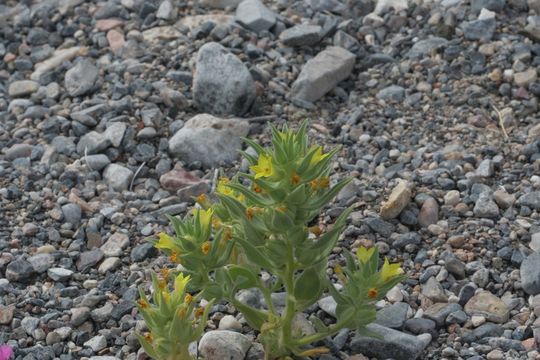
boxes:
[104,122,126,148]
[28,253,54,273]
[31,47,84,81]
[375,302,409,329]
[98,257,121,273]
[107,29,125,53]
[142,26,182,45]
[465,291,509,323]
[101,232,129,257]
[279,24,322,47]
[514,68,538,87]
[0,305,14,325]
[422,277,448,303]
[235,0,276,32]
[8,80,40,97]
[418,197,439,228]
[462,18,496,41]
[77,131,111,155]
[103,164,133,192]
[377,85,405,102]
[77,249,104,272]
[201,0,242,8]
[160,168,205,192]
[65,59,99,97]
[5,259,35,282]
[291,47,355,103]
[84,335,107,352]
[423,303,462,327]
[380,180,412,219]
[518,192,540,210]
[199,330,252,360]
[193,42,255,116]
[406,37,448,59]
[521,252,540,295]
[47,267,73,281]
[350,323,428,360]
[169,114,249,168]
[473,193,499,218]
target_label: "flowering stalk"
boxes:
[139,121,406,359]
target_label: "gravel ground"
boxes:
[0,0,539,359]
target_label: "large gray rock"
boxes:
[169,114,249,168]
[518,191,540,210]
[461,18,496,41]
[279,24,322,46]
[65,59,99,97]
[193,42,255,116]
[198,330,252,360]
[350,323,429,360]
[521,252,540,295]
[235,0,276,32]
[202,0,242,8]
[103,164,134,192]
[290,46,355,103]
[8,80,40,97]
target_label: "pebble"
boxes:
[235,0,277,32]
[64,59,99,97]
[464,291,510,323]
[198,331,252,360]
[103,164,134,192]
[279,24,322,46]
[8,80,40,97]
[380,180,412,219]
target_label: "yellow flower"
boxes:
[193,208,213,231]
[155,232,176,250]
[216,177,233,196]
[169,251,179,263]
[144,332,153,343]
[380,258,404,281]
[137,298,149,309]
[174,273,190,295]
[184,293,193,304]
[356,246,375,264]
[250,154,274,179]
[201,241,210,255]
[162,291,171,303]
[367,287,379,299]
[310,146,329,165]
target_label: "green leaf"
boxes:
[235,236,275,269]
[306,178,352,210]
[243,138,266,156]
[232,300,267,330]
[356,324,384,340]
[228,265,261,290]
[225,183,273,207]
[294,266,324,310]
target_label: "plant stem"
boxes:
[280,239,296,351]
[293,319,350,347]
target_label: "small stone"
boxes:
[486,350,505,360]
[198,330,252,360]
[422,277,448,302]
[0,305,14,325]
[464,291,509,323]
[493,190,515,209]
[406,37,448,59]
[530,233,540,252]
[418,197,439,228]
[291,313,316,337]
[423,303,462,327]
[103,164,134,192]
[473,193,499,218]
[160,168,205,192]
[101,233,129,257]
[156,0,176,20]
[169,114,249,168]
[31,47,84,81]
[471,315,486,327]
[95,19,124,31]
[375,302,409,328]
[5,258,35,282]
[65,59,99,97]
[77,249,104,272]
[318,296,337,317]
[193,42,255,116]
[62,203,82,225]
[104,122,127,148]
[107,29,125,53]
[131,243,158,262]
[28,253,54,273]
[71,307,91,327]
[350,323,428,360]
[521,252,540,295]
[98,257,121,273]
[84,154,111,171]
[8,80,40,97]
[291,46,356,103]
[377,85,405,102]
[476,159,494,177]
[47,268,73,281]
[387,286,404,303]
[462,18,496,41]
[403,318,436,334]
[471,0,506,12]
[84,335,107,352]
[218,315,242,331]
[279,24,322,47]
[514,68,537,87]
[380,180,412,219]
[444,190,460,206]
[77,131,111,155]
[5,144,33,160]
[235,0,276,32]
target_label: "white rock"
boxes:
[198,330,252,360]
[103,164,134,192]
[235,0,276,32]
[98,257,121,273]
[84,334,107,352]
[31,47,85,81]
[218,315,243,331]
[8,80,40,97]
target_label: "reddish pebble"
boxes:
[95,18,124,31]
[107,30,126,53]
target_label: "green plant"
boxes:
[137,121,405,360]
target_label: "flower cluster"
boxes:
[138,121,405,359]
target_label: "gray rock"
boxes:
[518,191,540,210]
[169,114,249,168]
[198,330,252,360]
[48,267,73,281]
[201,0,243,8]
[156,0,176,20]
[530,232,540,252]
[5,144,33,160]
[350,323,428,360]
[131,243,158,262]
[471,0,505,12]
[103,164,134,192]
[6,259,35,282]
[21,316,40,335]
[28,253,55,273]
[318,296,337,317]
[333,30,361,52]
[279,24,322,46]
[521,252,540,295]
[406,37,448,59]
[84,154,111,171]
[364,216,395,237]
[377,85,405,101]
[91,303,114,323]
[375,302,409,328]
[65,59,99,97]
[104,122,127,148]
[473,193,499,218]
[404,318,436,334]
[218,315,243,331]
[77,131,111,155]
[98,257,121,273]
[291,46,355,103]
[101,233,129,257]
[8,80,40,97]
[461,18,496,41]
[418,197,439,228]
[235,0,276,32]
[423,303,462,327]
[84,335,107,352]
[62,203,82,225]
[77,249,104,272]
[193,42,256,116]
[422,277,448,302]
[71,307,91,327]
[476,159,494,177]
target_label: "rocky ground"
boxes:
[0,0,540,359]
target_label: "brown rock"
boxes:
[160,167,205,192]
[464,291,509,323]
[107,29,125,53]
[95,18,124,31]
[418,197,439,228]
[447,235,465,248]
[0,305,14,325]
[493,189,515,209]
[380,180,412,219]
